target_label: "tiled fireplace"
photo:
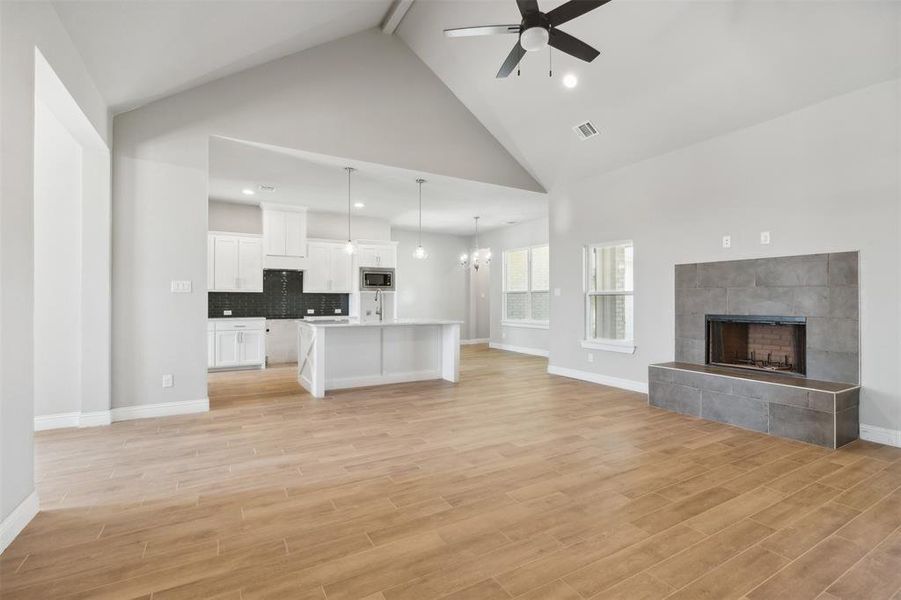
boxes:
[649,252,861,448]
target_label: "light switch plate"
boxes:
[161,374,174,388]
[760,231,771,245]
[170,280,192,293]
[554,288,561,297]
[722,235,732,249]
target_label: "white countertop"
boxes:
[297,318,463,329]
[208,317,266,321]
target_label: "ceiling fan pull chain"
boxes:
[548,45,552,77]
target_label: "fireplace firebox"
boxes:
[706,315,806,376]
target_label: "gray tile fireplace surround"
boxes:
[649,252,861,448]
[674,252,859,383]
[649,362,860,448]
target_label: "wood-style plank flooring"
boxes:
[3,345,901,599]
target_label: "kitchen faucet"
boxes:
[375,288,383,322]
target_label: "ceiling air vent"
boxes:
[573,121,599,140]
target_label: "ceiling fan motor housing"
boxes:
[519,13,551,51]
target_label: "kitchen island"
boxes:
[297,319,461,398]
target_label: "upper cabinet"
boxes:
[208,232,263,292]
[305,241,353,293]
[262,204,307,269]
[355,242,397,269]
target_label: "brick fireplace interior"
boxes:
[706,315,806,375]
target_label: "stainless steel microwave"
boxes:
[360,268,395,291]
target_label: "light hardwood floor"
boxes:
[3,345,901,599]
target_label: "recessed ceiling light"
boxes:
[241,188,255,196]
[562,73,578,89]
[354,202,365,208]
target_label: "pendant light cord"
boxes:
[345,167,354,242]
[417,179,424,247]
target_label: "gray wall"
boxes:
[391,228,470,332]
[113,29,539,411]
[479,218,549,353]
[548,79,900,433]
[1,1,109,523]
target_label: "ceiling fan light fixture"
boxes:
[520,26,549,52]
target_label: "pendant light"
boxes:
[460,216,491,270]
[413,178,428,260]
[343,167,355,255]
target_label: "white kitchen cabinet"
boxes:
[355,243,396,269]
[263,205,307,257]
[207,323,215,368]
[329,246,353,292]
[209,319,265,370]
[208,232,263,292]
[305,241,352,293]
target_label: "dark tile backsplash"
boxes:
[208,270,349,319]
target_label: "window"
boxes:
[584,241,635,353]
[503,244,549,327]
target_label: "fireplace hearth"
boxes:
[706,314,806,376]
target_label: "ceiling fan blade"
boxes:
[548,28,600,62]
[496,41,527,78]
[546,0,613,26]
[444,24,520,37]
[516,0,540,17]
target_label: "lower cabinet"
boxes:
[209,319,265,370]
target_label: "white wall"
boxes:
[391,228,470,331]
[0,0,109,544]
[33,100,82,417]
[208,200,261,234]
[480,218,550,354]
[208,200,391,240]
[308,211,390,241]
[548,80,900,434]
[113,29,538,411]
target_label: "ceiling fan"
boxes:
[444,0,613,78]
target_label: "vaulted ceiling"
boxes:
[397,0,900,188]
[54,0,900,191]
[52,0,392,113]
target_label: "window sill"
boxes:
[581,339,636,354]
[502,321,549,330]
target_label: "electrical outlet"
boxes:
[760,231,771,245]
[722,235,732,249]
[334,308,342,314]
[161,374,174,388]
[554,288,561,297]
[306,309,315,315]
[587,353,594,363]
[170,280,192,293]
[223,309,232,316]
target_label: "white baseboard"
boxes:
[860,424,901,448]
[0,491,39,555]
[35,400,207,431]
[34,412,80,431]
[34,410,112,431]
[461,338,489,345]
[488,342,549,358]
[111,398,210,422]
[328,370,441,390]
[547,364,649,394]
